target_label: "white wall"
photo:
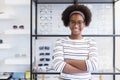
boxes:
[0,1,30,72]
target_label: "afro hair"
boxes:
[61,4,92,27]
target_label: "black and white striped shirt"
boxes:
[53,37,98,80]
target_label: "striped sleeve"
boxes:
[53,39,66,72]
[86,38,98,72]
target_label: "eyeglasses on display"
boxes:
[39,52,50,55]
[39,46,50,50]
[13,25,24,29]
[39,58,50,61]
[38,63,49,66]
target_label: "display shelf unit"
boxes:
[31,0,120,80]
[0,44,11,49]
[5,57,30,65]
[0,13,15,20]
[4,29,30,35]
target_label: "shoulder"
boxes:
[84,37,95,41]
[56,37,67,42]
[55,37,68,43]
[84,37,96,44]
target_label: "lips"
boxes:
[73,28,80,32]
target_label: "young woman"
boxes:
[53,4,98,80]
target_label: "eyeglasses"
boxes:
[38,63,49,66]
[69,20,84,26]
[39,52,50,55]
[39,58,50,61]
[40,16,52,20]
[13,25,24,29]
[39,46,50,50]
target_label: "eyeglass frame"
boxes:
[69,20,85,26]
[39,52,50,55]
[39,46,50,50]
[13,25,24,29]
[39,58,50,61]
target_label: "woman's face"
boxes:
[69,14,85,36]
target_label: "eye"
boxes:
[70,20,84,26]
[70,20,75,25]
[78,21,84,24]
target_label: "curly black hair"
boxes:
[61,4,92,27]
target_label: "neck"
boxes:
[69,35,83,40]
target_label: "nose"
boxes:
[74,23,79,28]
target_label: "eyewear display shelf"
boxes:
[31,0,120,80]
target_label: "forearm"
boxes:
[63,63,86,74]
[65,59,87,71]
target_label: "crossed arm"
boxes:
[53,39,98,74]
[62,59,87,74]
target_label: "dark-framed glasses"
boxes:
[39,52,50,55]
[13,25,24,29]
[39,58,50,61]
[39,46,50,50]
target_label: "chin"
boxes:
[73,33,80,35]
[72,31,81,35]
